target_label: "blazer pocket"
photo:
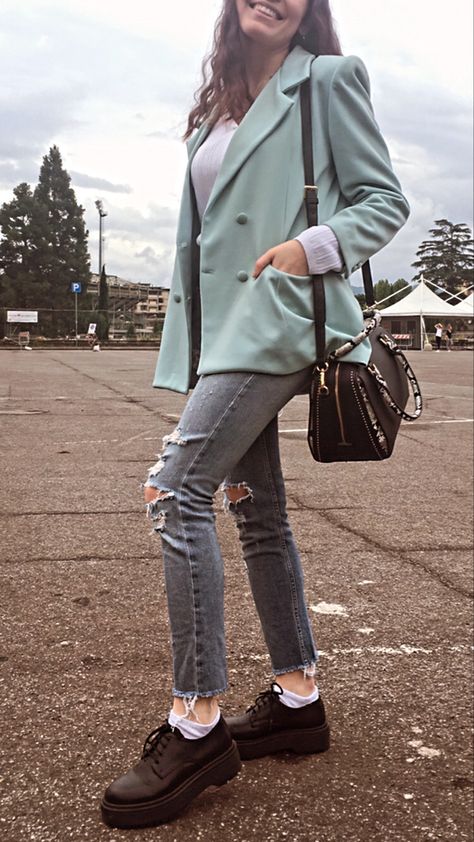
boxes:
[267,266,314,322]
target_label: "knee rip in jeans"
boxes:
[145,426,187,484]
[146,490,175,533]
[223,482,253,523]
[144,427,187,533]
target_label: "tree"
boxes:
[373,279,391,306]
[412,219,474,294]
[0,183,50,336]
[391,278,411,304]
[354,278,410,312]
[0,146,92,336]
[34,145,91,334]
[126,320,136,338]
[0,183,49,307]
[97,265,109,340]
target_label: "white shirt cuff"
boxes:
[295,225,343,275]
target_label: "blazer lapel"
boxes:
[203,48,314,217]
[204,79,292,217]
[181,47,314,226]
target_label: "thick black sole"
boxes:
[100,741,242,829]
[235,722,330,760]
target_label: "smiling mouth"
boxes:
[248,2,283,22]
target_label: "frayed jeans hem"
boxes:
[272,658,319,678]
[172,686,227,699]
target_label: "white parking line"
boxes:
[280,419,473,433]
[56,417,473,445]
[120,427,155,446]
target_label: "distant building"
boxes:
[88,273,169,338]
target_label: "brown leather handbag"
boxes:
[300,78,422,463]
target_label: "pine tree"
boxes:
[0,183,50,335]
[34,145,91,333]
[0,183,48,305]
[412,219,474,293]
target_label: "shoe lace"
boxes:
[141,721,174,759]
[246,682,283,717]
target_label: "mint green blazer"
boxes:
[153,47,410,393]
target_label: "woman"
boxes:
[434,322,444,351]
[101,0,409,828]
[445,322,453,351]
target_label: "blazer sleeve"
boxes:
[322,56,410,279]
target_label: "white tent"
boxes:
[451,292,474,316]
[380,279,458,317]
[379,279,472,349]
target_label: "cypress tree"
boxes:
[97,265,109,340]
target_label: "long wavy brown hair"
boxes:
[184,0,342,138]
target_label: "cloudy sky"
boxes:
[1,0,472,288]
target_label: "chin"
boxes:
[241,23,291,51]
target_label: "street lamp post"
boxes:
[95,199,108,275]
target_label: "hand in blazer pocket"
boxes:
[253,239,309,279]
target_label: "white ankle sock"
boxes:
[168,708,220,740]
[278,685,319,709]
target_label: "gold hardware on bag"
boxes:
[317,363,329,396]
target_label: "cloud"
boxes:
[104,240,174,286]
[0,88,85,168]
[0,161,39,189]
[90,203,178,239]
[135,245,173,280]
[70,172,132,194]
[85,201,178,283]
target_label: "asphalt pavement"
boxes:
[0,348,473,842]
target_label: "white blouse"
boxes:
[191,118,343,275]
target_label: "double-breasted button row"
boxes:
[236,213,248,225]
[173,294,182,303]
[237,271,249,283]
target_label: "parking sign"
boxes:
[71,282,82,293]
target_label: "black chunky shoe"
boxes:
[101,717,241,828]
[225,683,330,760]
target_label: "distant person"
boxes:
[445,323,453,351]
[434,322,444,351]
[101,0,410,829]
[87,332,98,350]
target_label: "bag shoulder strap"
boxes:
[300,76,375,367]
[300,80,326,368]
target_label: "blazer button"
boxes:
[173,294,182,303]
[237,271,249,282]
[236,213,248,225]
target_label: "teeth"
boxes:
[252,2,280,20]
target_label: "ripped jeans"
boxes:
[145,367,318,699]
